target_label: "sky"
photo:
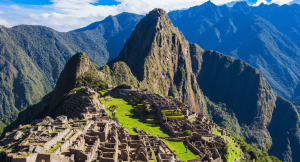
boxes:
[0,0,297,32]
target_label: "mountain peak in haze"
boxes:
[232,1,250,12]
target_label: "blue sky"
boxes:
[1,0,121,5]
[0,0,298,32]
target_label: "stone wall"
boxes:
[160,140,178,160]
[187,113,196,119]
[187,141,201,155]
[167,117,185,122]
[146,120,160,124]
[69,131,82,142]
[37,153,74,162]
[12,153,38,162]
[69,149,88,162]
[63,130,74,141]
[83,121,93,133]
[37,154,51,162]
[43,127,70,150]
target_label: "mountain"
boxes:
[0,13,142,135]
[102,8,204,110]
[102,8,300,162]
[168,1,300,101]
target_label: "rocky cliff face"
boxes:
[107,9,204,110]
[190,43,277,150]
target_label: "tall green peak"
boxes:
[49,51,92,110]
[105,8,204,110]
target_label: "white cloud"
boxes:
[271,0,294,5]
[0,0,296,32]
[253,0,268,6]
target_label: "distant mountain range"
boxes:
[169,1,300,102]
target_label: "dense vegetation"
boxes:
[234,135,281,162]
[75,66,108,92]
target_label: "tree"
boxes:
[109,105,118,111]
[185,144,188,153]
[180,130,193,136]
[161,111,167,122]
[144,106,150,115]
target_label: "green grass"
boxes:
[152,149,157,162]
[188,117,195,121]
[46,142,62,153]
[226,136,242,161]
[162,139,200,161]
[98,90,108,96]
[65,132,74,140]
[101,97,169,137]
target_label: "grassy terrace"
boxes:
[100,97,169,137]
[46,142,62,153]
[212,128,242,161]
[188,117,195,121]
[98,90,108,96]
[162,139,200,161]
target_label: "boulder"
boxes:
[29,145,36,152]
[34,146,45,153]
[45,116,54,122]
[56,115,68,123]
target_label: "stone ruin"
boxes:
[0,87,236,162]
[113,89,228,162]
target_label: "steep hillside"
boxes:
[0,13,142,136]
[105,8,204,110]
[190,43,300,161]
[169,2,300,101]
[47,52,107,117]
[100,62,139,87]
[190,43,276,147]
[268,96,300,162]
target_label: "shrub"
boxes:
[115,83,132,89]
[75,70,108,91]
[270,156,282,162]
[144,106,150,115]
[161,112,167,122]
[109,105,118,111]
[180,130,193,136]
